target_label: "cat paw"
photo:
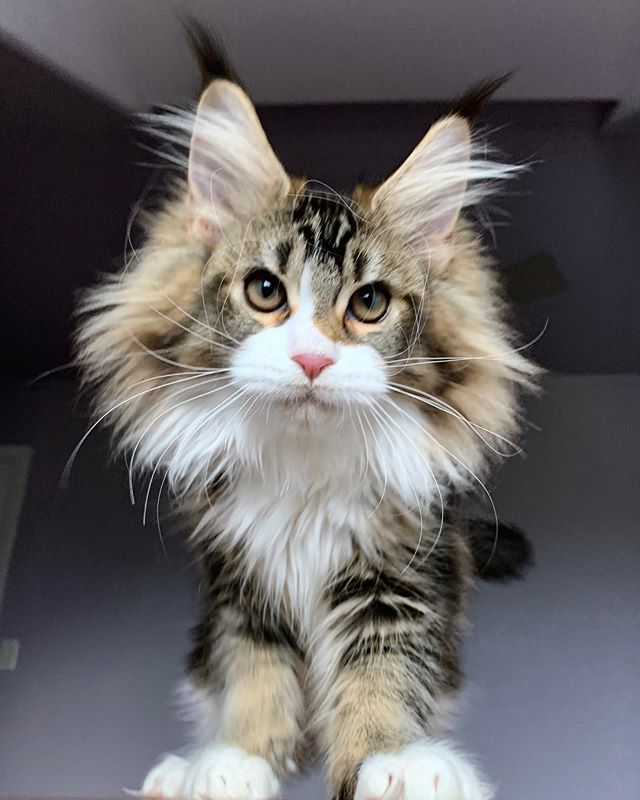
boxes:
[140,753,189,798]
[354,741,492,800]
[183,745,280,800]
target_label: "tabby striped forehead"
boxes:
[291,194,361,276]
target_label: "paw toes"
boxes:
[355,755,404,800]
[140,754,189,799]
[243,755,280,799]
[181,746,279,800]
[355,742,491,800]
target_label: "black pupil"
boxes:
[360,287,376,310]
[261,277,276,297]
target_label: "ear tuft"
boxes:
[188,80,290,245]
[449,73,512,123]
[182,17,240,93]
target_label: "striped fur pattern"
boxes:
[75,70,537,800]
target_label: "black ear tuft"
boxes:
[466,517,534,582]
[449,73,512,123]
[181,17,241,92]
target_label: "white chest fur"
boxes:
[224,471,356,632]
[192,403,441,634]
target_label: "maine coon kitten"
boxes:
[75,33,537,800]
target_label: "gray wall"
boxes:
[0,374,638,799]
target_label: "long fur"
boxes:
[76,59,538,800]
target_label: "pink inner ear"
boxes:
[186,80,290,243]
[371,115,472,245]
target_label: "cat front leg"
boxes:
[142,599,304,799]
[312,563,492,800]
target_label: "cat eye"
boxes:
[347,283,390,323]
[244,270,287,313]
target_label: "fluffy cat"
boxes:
[75,28,537,800]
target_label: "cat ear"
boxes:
[371,115,473,251]
[188,80,290,244]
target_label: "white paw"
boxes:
[183,745,280,800]
[140,753,189,798]
[355,740,492,800]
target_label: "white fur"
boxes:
[355,740,493,800]
[141,746,279,800]
[140,753,189,799]
[127,296,471,629]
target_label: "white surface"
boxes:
[1,0,640,113]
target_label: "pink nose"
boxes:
[291,353,335,381]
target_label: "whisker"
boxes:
[370,400,444,574]
[201,392,260,510]
[60,371,223,487]
[383,395,500,571]
[142,387,245,525]
[155,389,250,530]
[360,406,389,517]
[129,334,225,372]
[160,292,241,346]
[126,368,230,390]
[128,377,235,502]
[354,406,371,484]
[388,383,521,457]
[384,320,548,368]
[27,362,76,385]
[124,373,230,482]
[148,303,235,352]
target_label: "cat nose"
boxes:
[291,353,335,381]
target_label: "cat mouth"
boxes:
[285,390,330,407]
[279,387,335,415]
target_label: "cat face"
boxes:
[163,80,508,424]
[182,191,434,424]
[76,78,535,497]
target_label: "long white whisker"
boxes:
[129,334,223,372]
[142,387,245,525]
[384,320,548,368]
[360,406,389,517]
[354,405,372,484]
[161,292,241,346]
[371,400,444,574]
[128,377,235,502]
[388,383,521,457]
[126,369,230,390]
[61,371,222,486]
[383,395,500,570]
[148,303,235,352]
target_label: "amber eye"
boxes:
[347,283,390,323]
[244,270,287,312]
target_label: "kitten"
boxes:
[75,29,537,800]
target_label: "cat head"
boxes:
[76,77,537,501]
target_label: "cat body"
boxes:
[76,33,536,800]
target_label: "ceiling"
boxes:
[2,0,640,120]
